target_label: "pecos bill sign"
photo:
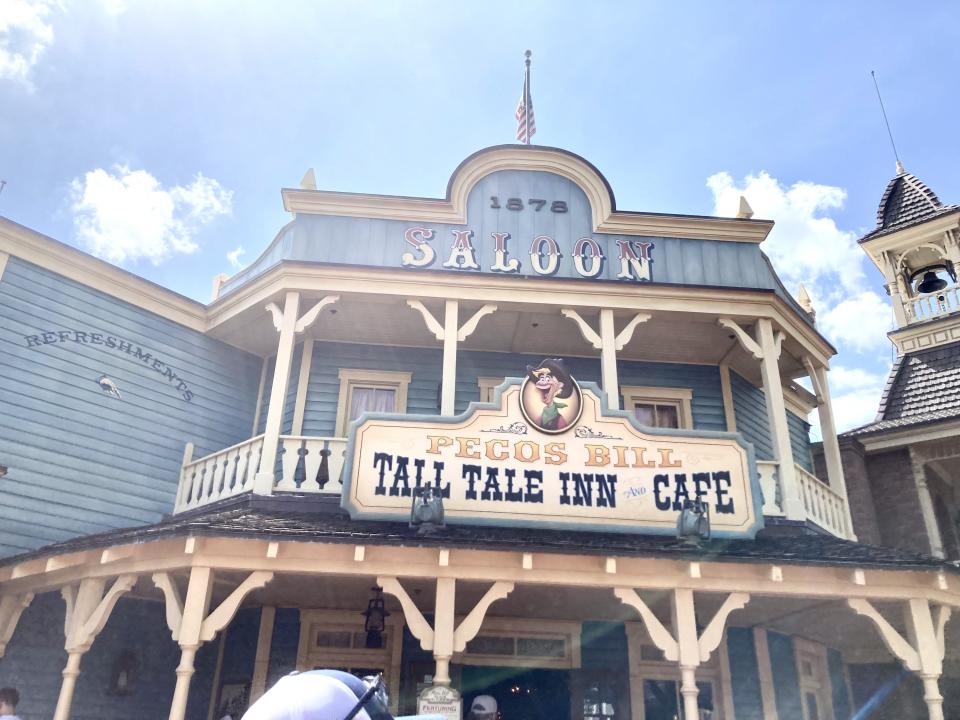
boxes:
[341,360,762,538]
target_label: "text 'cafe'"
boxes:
[0,144,957,720]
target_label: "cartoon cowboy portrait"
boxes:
[520,358,583,434]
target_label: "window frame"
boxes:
[793,638,836,720]
[621,386,694,429]
[477,377,504,404]
[335,369,412,436]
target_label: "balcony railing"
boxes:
[176,435,345,513]
[906,283,960,323]
[176,439,854,539]
[756,460,853,539]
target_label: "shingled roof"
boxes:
[859,168,959,243]
[1,494,954,573]
[845,340,960,437]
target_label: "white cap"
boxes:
[470,695,498,715]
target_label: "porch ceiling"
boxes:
[207,292,804,383]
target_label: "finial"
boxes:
[736,196,754,220]
[797,283,816,322]
[300,168,317,190]
[896,160,905,175]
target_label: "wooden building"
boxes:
[0,145,956,720]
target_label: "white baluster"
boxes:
[276,437,300,491]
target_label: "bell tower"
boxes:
[859,163,960,354]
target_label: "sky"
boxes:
[2,1,959,434]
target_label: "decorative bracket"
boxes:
[615,313,652,350]
[718,318,763,359]
[154,570,273,643]
[407,300,497,342]
[615,587,749,664]
[378,576,513,654]
[458,305,498,341]
[0,592,34,658]
[848,598,922,671]
[295,296,340,334]
[802,357,825,404]
[561,309,602,349]
[453,581,514,652]
[62,575,137,653]
[614,587,679,660]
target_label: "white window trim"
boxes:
[451,616,582,670]
[621,386,694,429]
[335,369,412,436]
[794,637,836,720]
[478,376,503,403]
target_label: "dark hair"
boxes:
[526,358,575,399]
[0,687,18,708]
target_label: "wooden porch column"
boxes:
[909,449,946,559]
[407,300,497,416]
[155,568,274,720]
[256,293,339,493]
[379,575,513,687]
[849,597,952,720]
[53,575,136,720]
[615,587,748,720]
[255,292,301,494]
[805,358,857,540]
[561,309,650,410]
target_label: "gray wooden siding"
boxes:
[730,370,813,470]
[0,257,262,557]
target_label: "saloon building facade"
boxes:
[0,145,956,720]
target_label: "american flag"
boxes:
[516,69,536,143]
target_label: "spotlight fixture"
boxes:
[676,498,711,547]
[410,485,445,535]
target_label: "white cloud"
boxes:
[0,0,56,86]
[227,245,246,270]
[819,290,894,352]
[70,165,233,265]
[827,365,887,392]
[707,171,865,296]
[97,0,125,16]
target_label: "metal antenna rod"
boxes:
[0,180,6,196]
[871,70,902,171]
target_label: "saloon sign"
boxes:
[342,361,762,538]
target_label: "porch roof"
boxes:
[2,494,954,574]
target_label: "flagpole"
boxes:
[524,50,532,145]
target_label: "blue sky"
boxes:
[2,1,959,432]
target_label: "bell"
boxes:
[917,271,948,294]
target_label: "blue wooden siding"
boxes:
[223,168,801,319]
[768,631,802,720]
[455,350,726,431]
[301,342,444,435]
[300,343,727,435]
[726,628,764,720]
[730,370,813,470]
[0,257,262,557]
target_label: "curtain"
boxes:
[350,387,397,422]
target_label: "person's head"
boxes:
[468,695,497,720]
[0,687,18,715]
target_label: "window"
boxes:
[621,386,693,429]
[478,377,503,403]
[453,617,581,669]
[335,369,412,436]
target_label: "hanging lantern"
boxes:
[362,586,389,648]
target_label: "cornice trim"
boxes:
[281,147,774,243]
